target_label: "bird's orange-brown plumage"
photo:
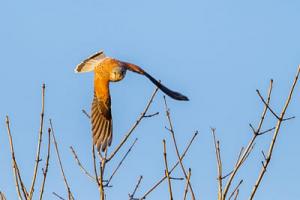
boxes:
[92,58,122,151]
[75,51,189,152]
[94,59,118,99]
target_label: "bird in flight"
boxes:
[75,51,189,152]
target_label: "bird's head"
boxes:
[110,64,127,82]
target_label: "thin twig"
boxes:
[234,189,239,200]
[106,138,138,186]
[39,128,52,200]
[99,158,105,200]
[211,128,223,200]
[107,87,159,161]
[170,177,184,181]
[70,146,96,182]
[222,79,274,199]
[92,145,100,187]
[256,89,280,120]
[82,109,91,119]
[163,97,196,200]
[256,90,295,122]
[5,116,27,200]
[102,148,108,174]
[242,143,255,165]
[232,147,244,171]
[82,108,101,186]
[249,65,300,199]
[261,150,267,160]
[140,131,198,199]
[29,83,46,199]
[97,149,104,161]
[228,180,243,200]
[163,140,173,200]
[53,192,66,200]
[144,112,159,118]
[129,176,143,200]
[98,148,108,200]
[221,171,232,180]
[50,119,74,200]
[223,145,252,187]
[257,127,276,135]
[183,168,192,200]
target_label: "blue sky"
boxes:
[0,0,300,199]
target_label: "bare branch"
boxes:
[261,150,267,161]
[249,124,256,134]
[257,89,295,122]
[163,97,196,200]
[92,145,100,187]
[256,89,280,120]
[140,131,198,199]
[281,116,296,121]
[129,176,143,200]
[106,138,138,186]
[82,106,104,187]
[234,147,244,168]
[234,189,239,200]
[107,87,159,161]
[228,180,243,200]
[249,65,300,199]
[53,192,66,200]
[162,139,173,200]
[183,168,192,200]
[170,177,184,181]
[222,79,274,199]
[255,79,274,132]
[257,127,276,136]
[82,109,91,119]
[97,148,104,161]
[99,158,106,200]
[5,116,27,199]
[70,146,97,182]
[39,127,52,200]
[242,143,255,165]
[29,83,46,199]
[97,148,109,200]
[143,112,159,118]
[50,119,74,200]
[221,171,232,180]
[211,128,223,200]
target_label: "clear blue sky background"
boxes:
[0,0,300,199]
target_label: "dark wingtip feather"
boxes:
[168,91,189,101]
[144,72,189,101]
[178,94,189,101]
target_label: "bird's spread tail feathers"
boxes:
[75,51,106,73]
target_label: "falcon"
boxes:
[75,51,189,151]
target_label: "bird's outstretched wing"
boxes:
[124,62,189,101]
[75,51,107,73]
[91,92,113,152]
